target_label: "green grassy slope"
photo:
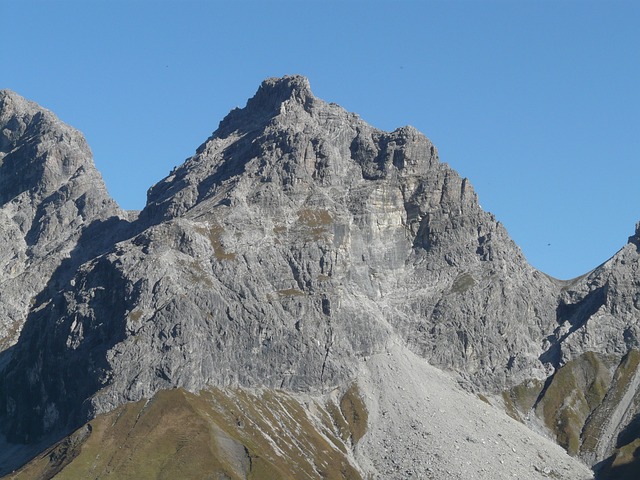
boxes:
[6,386,366,480]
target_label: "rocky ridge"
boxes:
[0,90,122,350]
[0,76,637,478]
[502,225,640,475]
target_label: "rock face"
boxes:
[0,76,636,478]
[506,228,640,474]
[0,90,123,350]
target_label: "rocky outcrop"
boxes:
[0,90,123,350]
[508,226,640,472]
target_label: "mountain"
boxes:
[508,224,640,477]
[0,90,123,351]
[0,76,636,478]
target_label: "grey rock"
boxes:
[0,77,614,478]
[0,90,123,350]
[2,77,561,439]
[533,226,640,465]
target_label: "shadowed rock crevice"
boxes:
[540,285,609,368]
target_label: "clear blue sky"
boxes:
[4,1,639,280]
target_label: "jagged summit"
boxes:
[0,88,118,217]
[249,74,313,111]
[215,75,315,137]
[145,76,445,223]
[0,89,27,114]
[0,89,55,154]
[0,88,40,106]
[0,88,33,111]
[0,89,70,147]
[0,87,122,350]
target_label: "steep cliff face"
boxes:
[0,90,123,350]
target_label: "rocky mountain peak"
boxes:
[145,76,445,224]
[0,88,33,114]
[249,74,313,111]
[1,89,47,153]
[214,75,315,138]
[0,90,96,204]
[0,89,123,350]
[0,89,98,147]
[0,89,122,235]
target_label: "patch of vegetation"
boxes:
[12,391,240,479]
[555,402,584,455]
[204,388,362,479]
[195,223,237,261]
[582,350,640,455]
[128,309,143,322]
[277,288,306,297]
[450,273,475,294]
[597,438,640,480]
[339,384,368,444]
[535,351,615,456]
[501,391,523,422]
[297,209,333,241]
[501,379,545,423]
[608,350,640,407]
[12,387,363,480]
[327,399,352,443]
[508,379,544,413]
[583,352,614,408]
[14,424,92,479]
[612,438,640,468]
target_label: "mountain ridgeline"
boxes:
[0,77,638,479]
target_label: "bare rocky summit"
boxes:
[0,76,637,478]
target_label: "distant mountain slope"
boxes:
[503,224,640,475]
[0,76,636,478]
